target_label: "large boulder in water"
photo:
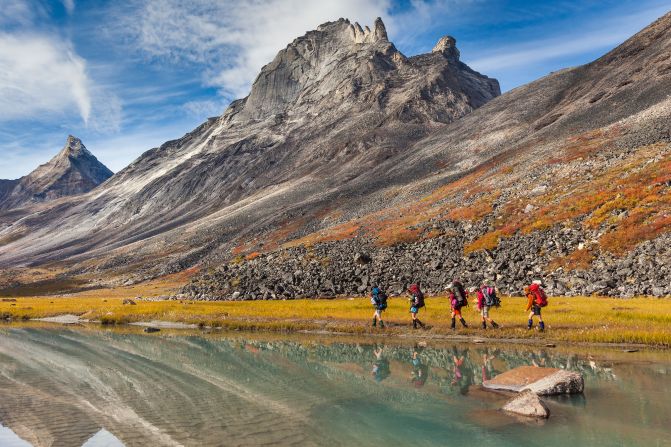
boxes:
[483,366,584,396]
[502,390,550,419]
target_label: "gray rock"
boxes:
[502,390,550,419]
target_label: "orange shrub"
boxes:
[548,248,597,271]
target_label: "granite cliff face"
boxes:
[0,136,112,211]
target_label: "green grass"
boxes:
[1,294,670,347]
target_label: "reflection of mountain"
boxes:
[0,328,668,446]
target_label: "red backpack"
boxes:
[529,283,548,307]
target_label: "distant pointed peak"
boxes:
[432,35,460,60]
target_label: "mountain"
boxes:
[0,136,113,211]
[0,18,498,275]
[1,13,670,299]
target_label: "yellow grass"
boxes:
[1,294,670,347]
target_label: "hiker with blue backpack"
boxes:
[407,283,426,329]
[525,280,548,332]
[371,286,388,328]
[477,284,500,329]
[448,280,469,330]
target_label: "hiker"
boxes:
[448,280,468,330]
[407,283,426,329]
[370,286,388,328]
[477,284,500,329]
[525,280,548,332]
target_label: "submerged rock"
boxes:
[484,366,584,395]
[502,390,550,419]
[143,327,160,333]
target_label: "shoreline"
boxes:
[2,295,670,348]
[3,313,661,351]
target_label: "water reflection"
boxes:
[0,327,669,447]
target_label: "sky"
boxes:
[0,0,669,179]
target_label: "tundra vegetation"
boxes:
[1,291,669,347]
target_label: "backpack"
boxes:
[409,284,425,309]
[376,290,388,309]
[482,286,500,307]
[529,284,548,307]
[452,281,467,307]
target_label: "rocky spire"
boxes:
[373,17,388,41]
[432,35,460,61]
[349,17,388,44]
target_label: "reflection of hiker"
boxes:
[408,284,426,329]
[410,346,428,387]
[451,355,464,386]
[370,286,388,328]
[449,280,468,330]
[477,284,500,330]
[481,353,496,382]
[525,281,548,332]
[372,346,391,382]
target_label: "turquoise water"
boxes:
[0,327,669,447]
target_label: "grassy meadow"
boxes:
[1,293,670,347]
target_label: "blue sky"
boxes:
[0,0,669,179]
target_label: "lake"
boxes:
[0,326,669,446]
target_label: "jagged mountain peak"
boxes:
[232,17,498,122]
[0,136,113,210]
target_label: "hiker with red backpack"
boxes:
[448,280,469,330]
[477,284,500,330]
[525,280,548,332]
[407,283,426,329]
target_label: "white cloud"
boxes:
[62,0,75,15]
[0,32,92,123]
[0,0,38,27]
[183,99,228,118]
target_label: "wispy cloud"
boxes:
[0,32,91,123]
[0,0,120,131]
[62,0,75,15]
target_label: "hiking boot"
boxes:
[372,318,377,327]
[413,320,418,329]
[450,317,456,330]
[539,321,545,332]
[491,321,499,329]
[527,319,533,330]
[417,319,426,328]
[481,321,487,330]
[460,318,468,328]
[380,321,385,329]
